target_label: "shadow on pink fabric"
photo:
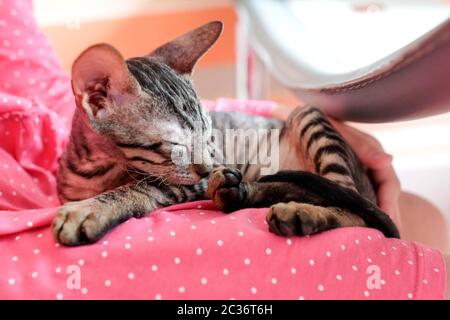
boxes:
[0,0,446,299]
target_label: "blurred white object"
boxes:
[236,0,450,122]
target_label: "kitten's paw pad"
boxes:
[52,200,106,246]
[207,166,244,213]
[266,202,327,237]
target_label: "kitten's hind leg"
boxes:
[286,105,376,201]
[207,166,399,238]
[267,201,365,237]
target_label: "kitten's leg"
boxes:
[266,202,365,237]
[286,105,375,201]
[207,167,399,237]
[53,179,208,246]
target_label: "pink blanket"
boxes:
[0,0,446,299]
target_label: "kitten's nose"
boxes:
[194,164,212,178]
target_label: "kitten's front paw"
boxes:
[52,199,109,246]
[266,202,328,237]
[207,166,245,213]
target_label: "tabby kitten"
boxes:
[53,21,398,246]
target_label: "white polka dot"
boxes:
[368,235,372,240]
[217,240,223,246]
[210,220,216,224]
[174,257,181,264]
[271,277,277,285]
[78,259,85,266]
[352,265,358,271]
[178,286,186,293]
[11,256,18,262]
[434,268,440,273]
[125,236,132,240]
[55,267,62,273]
[169,231,176,237]
[340,244,346,251]
[381,279,386,285]
[286,239,292,246]
[196,248,203,255]
[104,280,112,287]
[291,267,297,274]
[56,293,64,300]
[33,249,40,255]
[407,293,413,299]
[380,251,386,256]
[147,236,154,242]
[250,287,258,294]
[8,278,16,285]
[244,258,251,265]
[318,284,325,292]
[31,272,39,279]
[199,211,205,215]
[101,251,108,258]
[155,294,162,300]
[151,265,158,272]
[37,233,43,238]
[309,259,315,266]
[81,288,88,295]
[392,246,397,250]
[27,221,33,227]
[422,279,428,285]
[298,296,305,300]
[165,218,171,222]
[394,270,400,275]
[238,231,244,237]
[190,225,196,230]
[124,243,131,250]
[201,277,208,285]
[128,273,135,280]
[265,248,272,255]
[326,251,332,257]
[364,291,370,297]
[229,216,235,220]
[408,260,413,265]
[336,274,343,281]
[367,258,372,263]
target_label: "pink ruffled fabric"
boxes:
[0,0,446,299]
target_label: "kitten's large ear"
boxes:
[72,44,140,119]
[149,21,223,75]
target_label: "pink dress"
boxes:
[0,0,446,299]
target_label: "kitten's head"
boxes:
[71,21,222,185]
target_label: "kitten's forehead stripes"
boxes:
[126,57,209,131]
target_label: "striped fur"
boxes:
[53,22,397,246]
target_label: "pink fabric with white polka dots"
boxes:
[0,0,446,299]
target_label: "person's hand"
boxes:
[328,118,402,231]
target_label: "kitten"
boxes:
[53,21,398,246]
